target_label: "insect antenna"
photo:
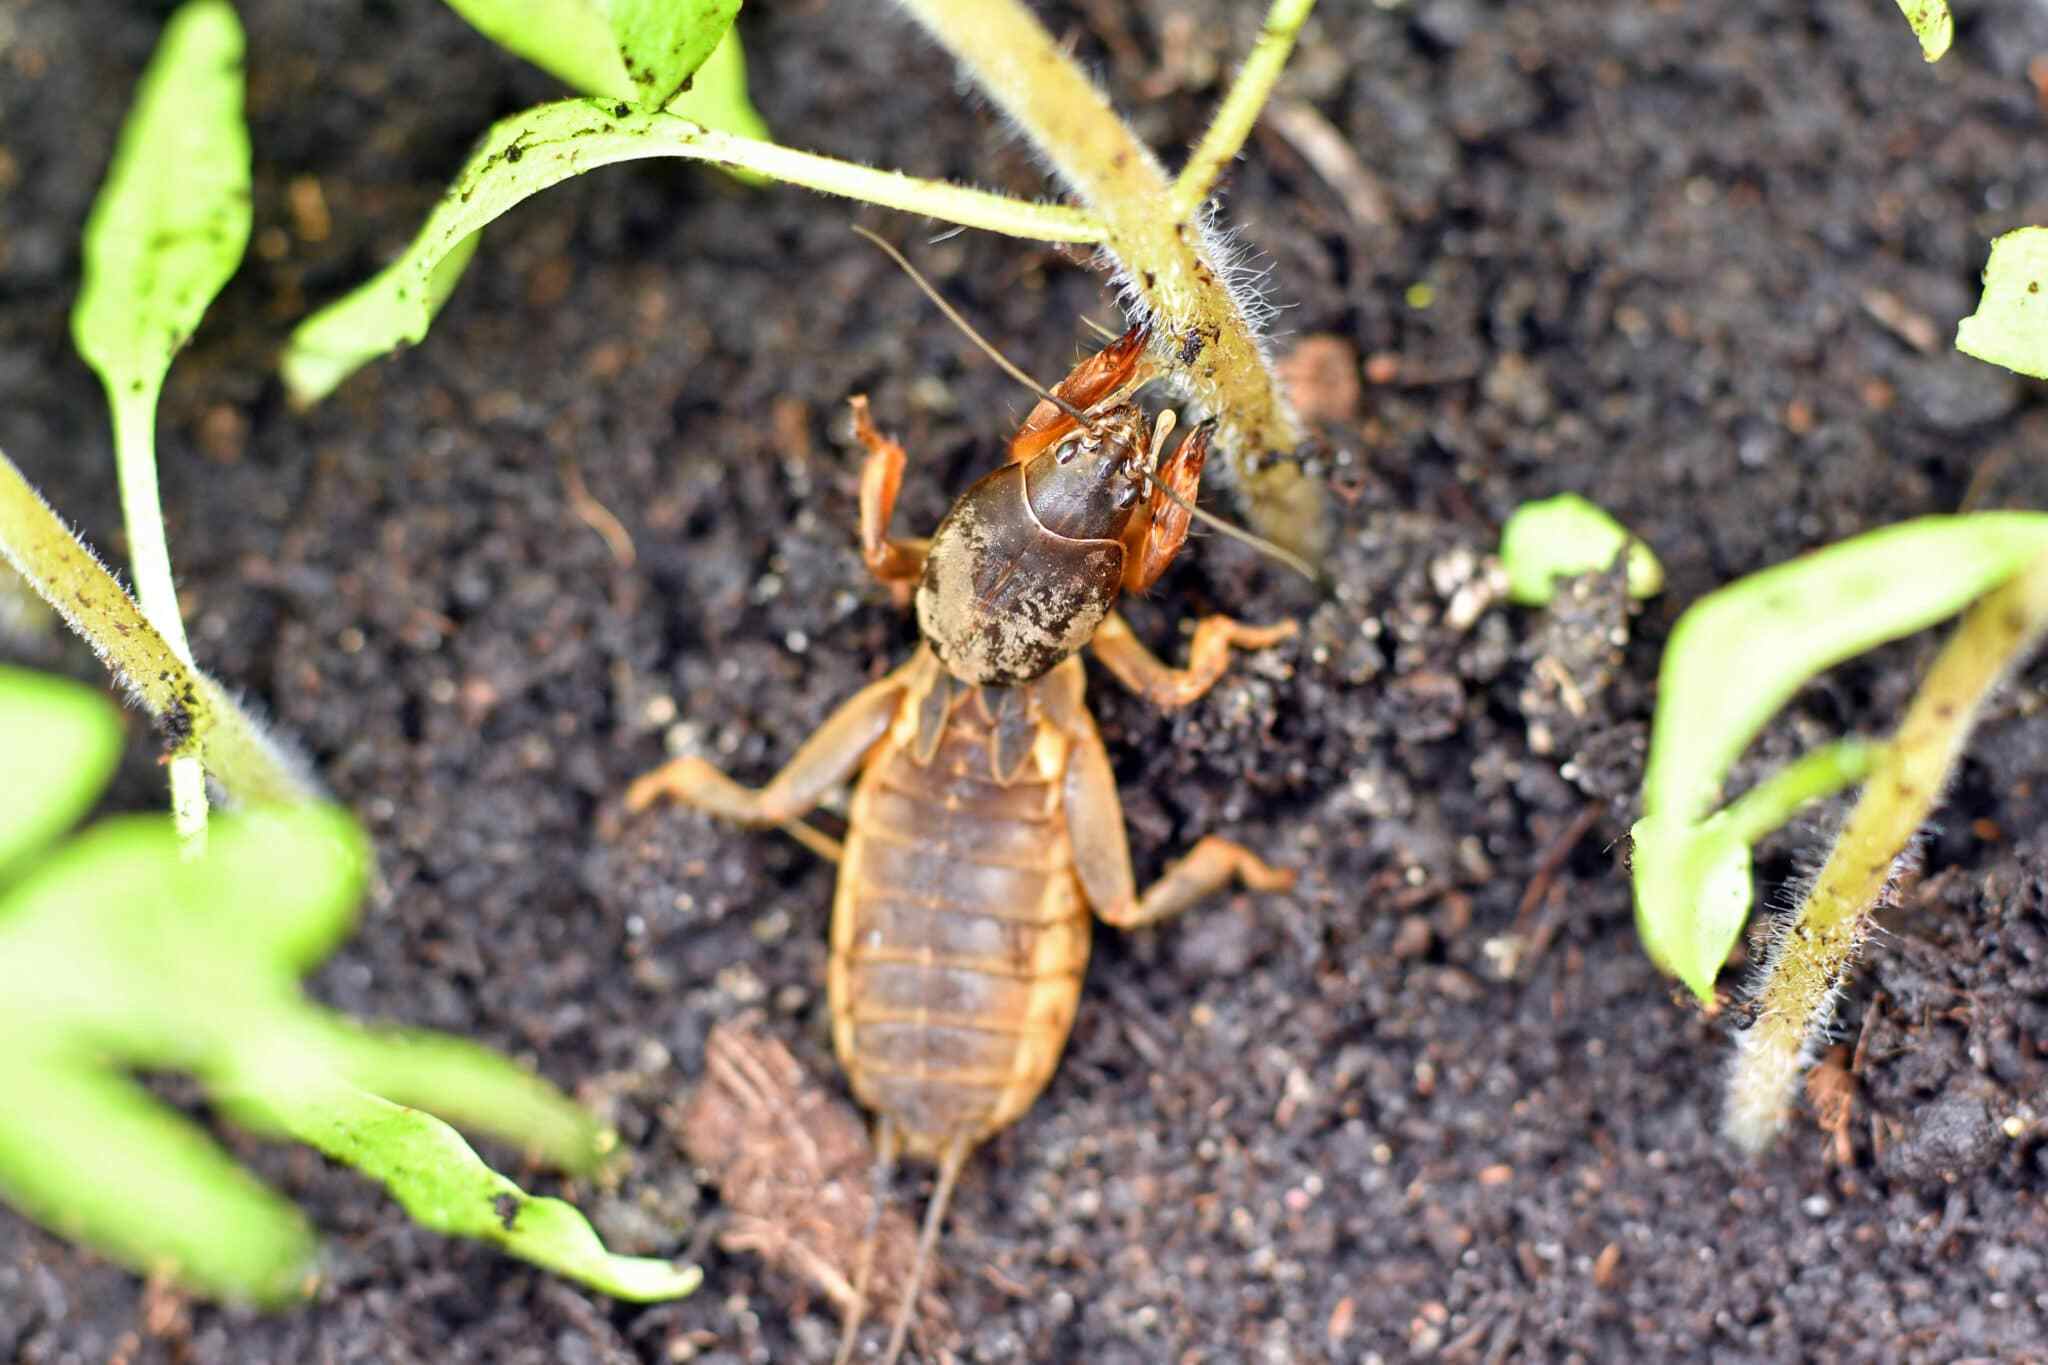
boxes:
[851,225,1092,428]
[834,1116,900,1365]
[879,1132,973,1365]
[1138,463,1323,587]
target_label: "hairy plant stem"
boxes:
[1725,551,2048,1151]
[895,0,1328,558]
[0,447,314,811]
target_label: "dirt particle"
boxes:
[492,1194,521,1231]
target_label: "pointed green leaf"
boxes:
[258,1080,696,1302]
[0,668,121,880]
[1893,0,1953,61]
[70,0,255,840]
[609,0,740,108]
[1957,227,2048,379]
[0,802,692,1304]
[72,0,251,404]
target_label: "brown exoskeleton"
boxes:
[627,307,1299,1364]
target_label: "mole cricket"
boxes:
[626,236,1305,1363]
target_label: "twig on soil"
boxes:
[1264,99,1394,229]
[1513,800,1605,934]
[560,458,637,569]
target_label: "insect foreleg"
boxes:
[1089,611,1297,709]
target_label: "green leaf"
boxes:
[256,1080,696,1303]
[1893,0,1954,61]
[439,0,632,97]
[72,0,251,405]
[1956,227,2048,379]
[0,667,121,880]
[1498,492,1664,606]
[1633,513,2048,997]
[0,1055,319,1305]
[609,0,741,108]
[1632,740,1877,1000]
[282,93,1099,405]
[0,805,695,1304]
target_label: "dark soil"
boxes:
[6,0,2048,1361]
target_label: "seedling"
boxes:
[69,0,253,842]
[282,0,1327,554]
[1956,227,2048,379]
[1629,514,2048,1150]
[1498,493,1664,606]
[0,666,697,1303]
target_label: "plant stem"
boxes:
[1172,0,1317,218]
[1724,551,2048,1151]
[894,0,1328,558]
[107,382,209,845]
[0,446,315,810]
[1719,739,1878,848]
[696,127,1108,242]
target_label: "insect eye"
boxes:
[1055,437,1082,465]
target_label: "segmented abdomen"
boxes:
[828,712,1090,1159]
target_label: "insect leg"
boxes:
[623,670,906,837]
[1063,712,1294,930]
[1088,611,1298,710]
[1099,835,1296,930]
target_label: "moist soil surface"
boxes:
[6,1,2048,1361]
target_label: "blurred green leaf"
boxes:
[0,786,695,1302]
[1957,227,2048,379]
[1633,740,1876,1001]
[1633,513,2048,998]
[0,667,122,880]
[1499,492,1664,606]
[1893,0,1954,60]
